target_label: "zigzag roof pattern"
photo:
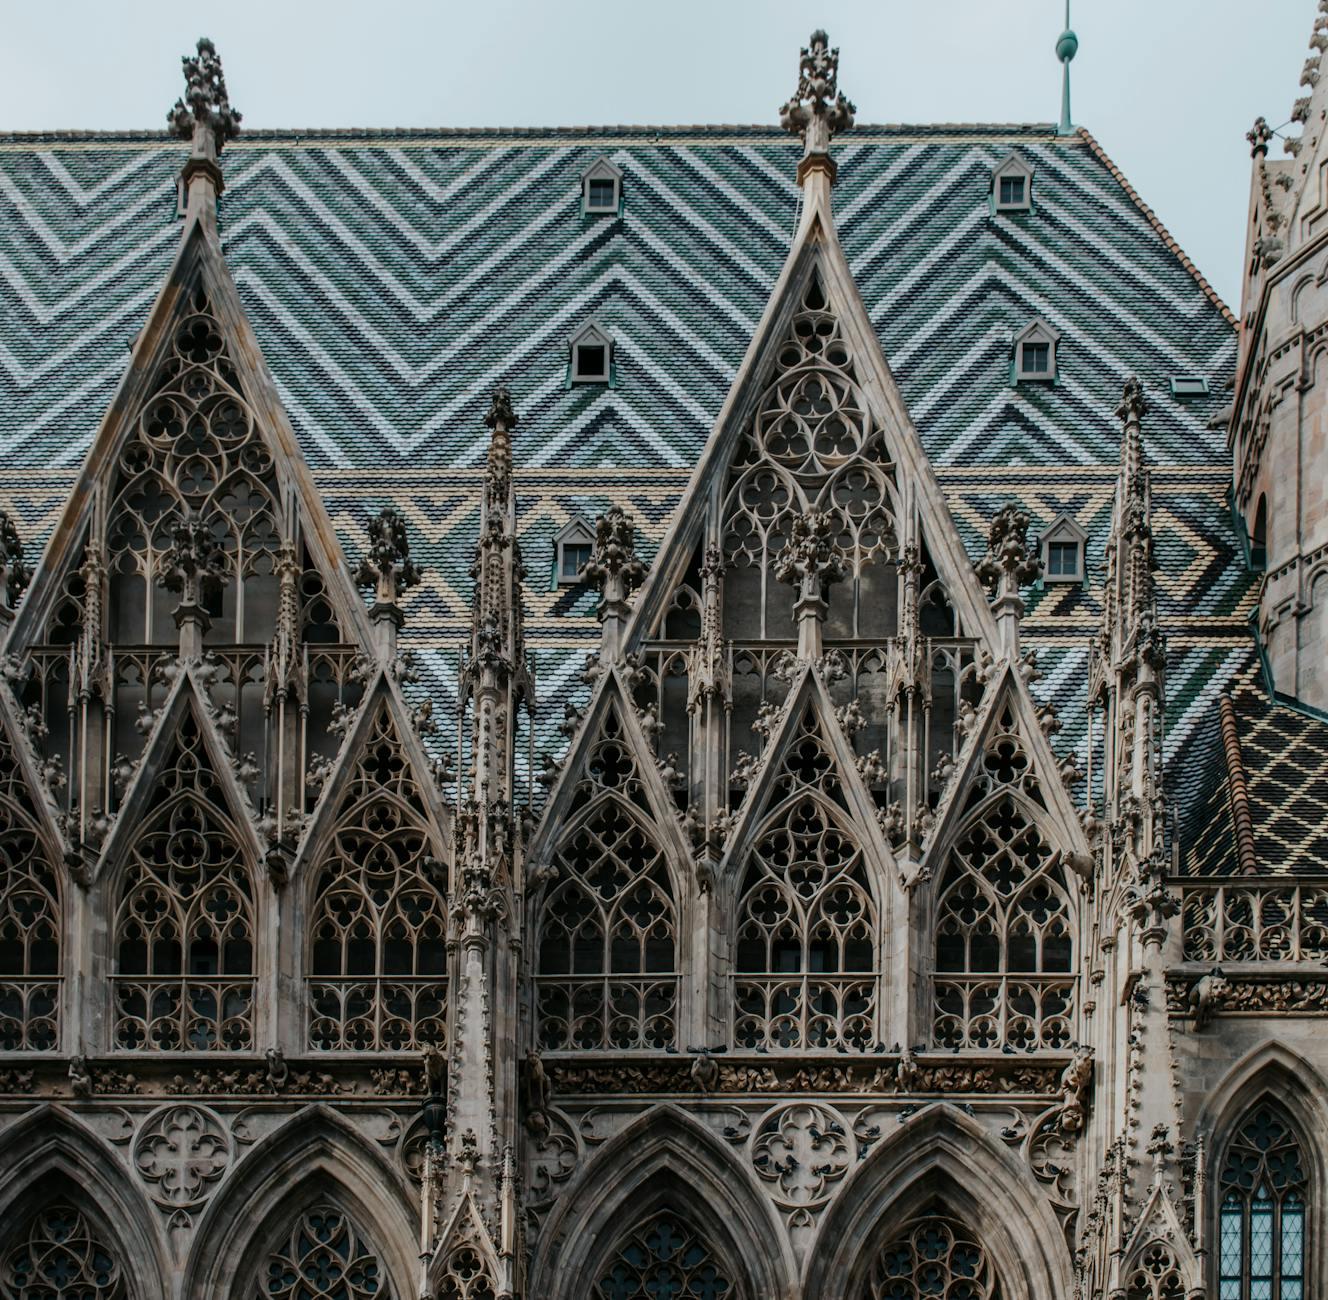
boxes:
[0,125,1234,470]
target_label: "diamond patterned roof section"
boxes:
[0,127,1233,471]
[1180,668,1328,876]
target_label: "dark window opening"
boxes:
[587,177,617,211]
[561,543,591,580]
[1047,540,1079,578]
[1021,342,1050,375]
[999,176,1026,206]
[574,343,608,382]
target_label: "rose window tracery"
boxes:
[112,709,255,1052]
[592,1215,734,1300]
[734,707,879,1051]
[536,708,677,1051]
[0,1203,126,1300]
[932,707,1074,1053]
[257,1205,391,1300]
[437,1246,497,1300]
[308,703,447,1052]
[0,728,60,1052]
[863,1210,1001,1300]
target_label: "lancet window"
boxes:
[14,282,358,840]
[308,703,447,1052]
[862,1209,1001,1299]
[536,707,678,1051]
[719,270,900,644]
[1218,1103,1307,1300]
[0,1202,126,1299]
[256,1204,392,1300]
[932,705,1075,1052]
[734,706,879,1051]
[593,1215,734,1300]
[111,709,255,1051]
[0,729,60,1052]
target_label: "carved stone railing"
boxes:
[733,974,878,1051]
[535,975,678,1051]
[112,977,255,1052]
[0,978,60,1051]
[307,978,447,1053]
[932,975,1077,1052]
[1181,881,1328,962]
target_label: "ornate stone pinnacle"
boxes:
[484,385,518,432]
[1116,376,1148,425]
[356,508,422,600]
[0,510,31,611]
[975,504,1042,596]
[161,514,225,600]
[1247,115,1274,159]
[780,30,856,158]
[584,506,647,595]
[774,510,847,593]
[168,38,242,154]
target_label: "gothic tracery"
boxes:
[0,1203,126,1300]
[257,1205,391,1300]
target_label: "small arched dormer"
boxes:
[1040,512,1087,585]
[1013,319,1060,384]
[569,321,614,385]
[581,156,623,216]
[552,517,596,586]
[991,150,1034,213]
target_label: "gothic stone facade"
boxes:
[0,21,1326,1300]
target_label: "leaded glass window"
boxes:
[1218,1104,1307,1300]
[536,706,678,1050]
[0,724,60,1051]
[932,705,1075,1052]
[733,706,879,1051]
[112,708,255,1051]
[0,1203,126,1299]
[257,1205,391,1299]
[308,702,447,1052]
[593,1215,733,1300]
[863,1210,1000,1299]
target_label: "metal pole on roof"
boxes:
[1056,1,1079,137]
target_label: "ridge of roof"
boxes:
[1218,693,1259,874]
[1077,126,1236,328]
[0,120,1063,147]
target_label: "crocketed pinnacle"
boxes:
[779,30,855,158]
[168,38,242,155]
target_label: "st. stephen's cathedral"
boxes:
[0,8,1326,1300]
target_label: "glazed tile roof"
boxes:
[0,123,1254,793]
[1180,666,1328,876]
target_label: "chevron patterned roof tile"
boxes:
[1,127,1233,472]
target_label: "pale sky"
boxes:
[0,0,1315,309]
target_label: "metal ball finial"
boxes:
[1056,28,1078,64]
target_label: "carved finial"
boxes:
[780,30,855,165]
[0,510,31,613]
[485,385,518,433]
[168,38,241,154]
[357,509,421,654]
[1247,116,1274,159]
[775,509,846,658]
[976,504,1040,655]
[482,385,517,508]
[162,514,225,649]
[1116,376,1148,425]
[584,505,647,660]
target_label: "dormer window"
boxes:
[553,518,596,585]
[570,322,613,384]
[581,157,623,216]
[1040,513,1087,583]
[992,152,1034,213]
[1014,319,1060,383]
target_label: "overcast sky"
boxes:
[0,1,1315,308]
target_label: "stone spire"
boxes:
[584,505,647,664]
[434,386,532,1299]
[780,29,855,186]
[169,38,241,220]
[975,503,1041,657]
[355,508,421,659]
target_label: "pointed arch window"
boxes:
[862,1206,1001,1299]
[1218,1103,1307,1300]
[932,705,1075,1052]
[308,704,448,1052]
[536,708,678,1051]
[256,1204,393,1300]
[0,1202,126,1299]
[0,733,60,1052]
[111,710,256,1052]
[593,1214,734,1300]
[733,707,880,1052]
[437,1244,497,1300]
